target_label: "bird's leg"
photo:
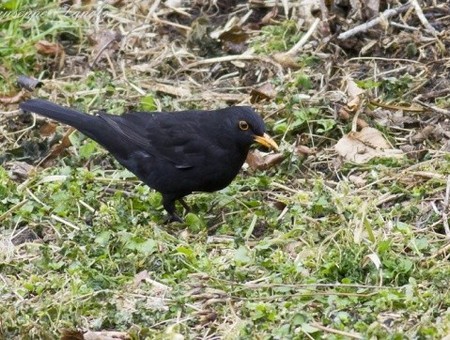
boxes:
[165,213,183,223]
[179,198,190,212]
[162,194,183,223]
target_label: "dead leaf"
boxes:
[260,5,278,25]
[356,118,369,129]
[335,127,403,164]
[39,122,57,136]
[272,52,299,69]
[148,82,191,97]
[273,200,287,211]
[89,30,122,65]
[246,150,284,170]
[61,329,84,340]
[347,95,362,111]
[295,145,315,157]
[61,329,131,340]
[0,90,25,104]
[35,40,64,56]
[219,26,249,54]
[352,127,391,149]
[346,78,365,110]
[132,270,150,288]
[250,83,276,103]
[6,161,35,181]
[40,127,75,167]
[338,105,351,120]
[198,310,218,324]
[210,16,249,54]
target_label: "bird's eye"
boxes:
[239,120,249,131]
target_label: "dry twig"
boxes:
[410,0,438,35]
[338,2,412,40]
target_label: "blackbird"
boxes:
[19,99,278,222]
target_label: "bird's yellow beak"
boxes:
[254,133,279,151]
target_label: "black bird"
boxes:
[19,99,278,222]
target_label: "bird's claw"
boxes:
[165,214,183,224]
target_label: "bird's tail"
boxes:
[19,99,104,140]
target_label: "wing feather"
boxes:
[98,111,217,169]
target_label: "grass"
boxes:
[1,1,450,339]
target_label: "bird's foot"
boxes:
[165,213,183,224]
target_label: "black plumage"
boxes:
[19,99,278,221]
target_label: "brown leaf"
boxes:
[89,30,122,65]
[350,127,391,149]
[295,145,315,157]
[246,150,284,170]
[335,127,403,164]
[61,329,84,340]
[41,127,75,167]
[0,90,25,104]
[250,83,276,103]
[148,82,191,97]
[35,40,64,56]
[39,122,57,136]
[219,26,249,54]
[338,105,351,120]
[273,200,287,211]
[272,52,299,69]
[356,118,369,129]
[198,309,217,325]
[260,5,278,25]
[347,95,361,112]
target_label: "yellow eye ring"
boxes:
[239,120,249,131]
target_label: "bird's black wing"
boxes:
[98,110,220,169]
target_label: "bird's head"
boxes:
[228,106,278,151]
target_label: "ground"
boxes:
[1,0,450,339]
